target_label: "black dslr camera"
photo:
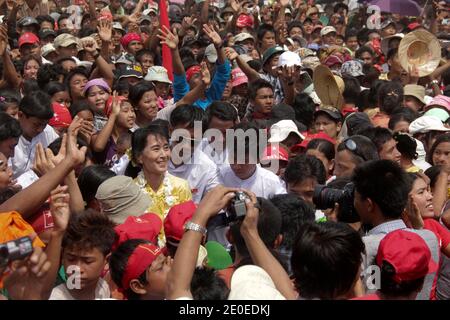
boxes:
[313,182,360,223]
[207,191,250,230]
[0,236,33,268]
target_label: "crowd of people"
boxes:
[0,0,450,301]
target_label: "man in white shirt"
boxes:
[169,104,221,203]
[11,91,58,178]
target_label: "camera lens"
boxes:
[313,185,344,210]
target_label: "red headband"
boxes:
[121,244,162,291]
[121,33,142,49]
[186,65,201,82]
[105,95,127,118]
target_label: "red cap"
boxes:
[120,32,142,49]
[236,14,254,28]
[121,243,163,290]
[376,230,438,283]
[408,22,421,31]
[261,144,289,162]
[18,32,40,48]
[164,200,197,243]
[114,213,162,250]
[292,132,336,152]
[49,103,72,128]
[104,95,127,117]
[27,202,54,235]
[186,65,201,83]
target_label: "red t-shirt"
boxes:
[351,293,381,300]
[424,218,450,252]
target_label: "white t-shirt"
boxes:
[168,149,220,203]
[10,125,59,178]
[49,278,111,300]
[199,138,229,169]
[218,164,286,198]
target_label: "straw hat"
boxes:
[313,65,345,110]
[398,29,441,77]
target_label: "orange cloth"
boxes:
[0,211,45,248]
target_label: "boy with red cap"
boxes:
[355,230,438,300]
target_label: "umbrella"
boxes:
[360,0,423,16]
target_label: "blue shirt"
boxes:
[173,60,231,110]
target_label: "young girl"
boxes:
[128,81,158,129]
[428,133,450,166]
[0,92,20,119]
[305,138,336,179]
[45,81,71,109]
[83,78,111,132]
[65,67,89,103]
[69,100,95,144]
[21,56,41,81]
[91,93,136,167]
[127,125,192,234]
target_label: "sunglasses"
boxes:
[344,138,367,162]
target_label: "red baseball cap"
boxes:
[113,213,162,250]
[236,14,254,28]
[27,202,54,235]
[49,103,72,129]
[261,144,289,162]
[164,200,197,244]
[408,22,421,31]
[18,32,40,48]
[292,132,336,152]
[121,243,163,290]
[376,230,438,283]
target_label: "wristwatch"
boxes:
[184,221,207,236]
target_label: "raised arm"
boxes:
[225,47,260,82]
[91,92,120,152]
[83,36,114,88]
[166,186,237,299]
[0,117,87,219]
[0,25,21,89]
[176,62,211,106]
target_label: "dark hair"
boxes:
[48,136,92,163]
[113,79,130,96]
[36,14,55,26]
[230,121,261,160]
[344,29,358,41]
[0,112,22,141]
[77,165,116,204]
[128,81,156,107]
[57,13,70,26]
[360,65,381,90]
[44,81,67,97]
[424,165,442,190]
[336,135,379,165]
[230,197,282,258]
[355,46,374,59]
[343,76,361,105]
[306,138,335,162]
[20,56,42,77]
[19,91,53,119]
[135,49,156,62]
[0,91,20,113]
[248,78,273,101]
[269,194,315,250]
[37,63,65,90]
[379,261,425,298]
[443,68,450,87]
[109,239,150,300]
[291,222,364,299]
[65,67,89,98]
[127,124,170,178]
[378,81,404,115]
[78,27,97,38]
[191,268,229,300]
[388,108,419,131]
[287,21,304,35]
[56,56,77,67]
[358,127,393,153]
[69,100,94,119]
[206,101,238,126]
[63,209,117,255]
[353,160,411,218]
[386,47,398,61]
[284,154,327,185]
[247,59,262,73]
[22,79,40,94]
[292,93,316,130]
[357,28,369,45]
[256,23,275,42]
[170,104,205,130]
[428,133,450,165]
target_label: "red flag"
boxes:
[159,0,173,81]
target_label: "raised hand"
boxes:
[196,185,239,219]
[224,47,238,61]
[157,25,179,50]
[97,18,112,43]
[51,133,67,167]
[230,0,241,13]
[81,38,97,54]
[404,195,424,229]
[110,91,121,116]
[66,116,87,167]
[280,0,289,7]
[203,24,222,48]
[0,25,8,56]
[200,61,211,86]
[128,11,142,25]
[33,143,56,177]
[50,185,71,234]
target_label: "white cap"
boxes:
[268,120,305,143]
[144,66,172,84]
[409,116,450,135]
[412,139,431,171]
[321,26,337,37]
[277,51,302,68]
[41,43,56,57]
[228,265,286,300]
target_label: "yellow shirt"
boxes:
[134,172,192,245]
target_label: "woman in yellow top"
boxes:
[128,124,192,223]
